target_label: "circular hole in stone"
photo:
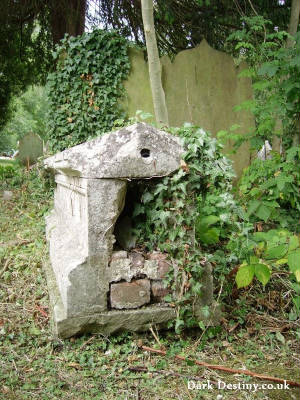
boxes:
[140,148,151,158]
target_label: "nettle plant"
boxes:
[132,123,239,331]
[46,29,130,152]
[234,229,300,315]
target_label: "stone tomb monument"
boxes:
[44,123,216,338]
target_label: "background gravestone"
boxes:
[123,40,254,178]
[18,132,43,166]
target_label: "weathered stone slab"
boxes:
[44,123,183,179]
[46,176,127,317]
[110,279,150,309]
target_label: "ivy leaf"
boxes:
[142,191,154,204]
[132,203,144,218]
[169,229,178,241]
[254,263,271,286]
[236,264,255,288]
[258,62,278,77]
[158,210,170,227]
[175,319,185,333]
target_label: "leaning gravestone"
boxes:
[44,123,217,338]
[18,132,43,165]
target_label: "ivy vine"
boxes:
[131,123,238,331]
[46,29,130,152]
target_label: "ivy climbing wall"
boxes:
[47,31,254,177]
[47,30,130,152]
[123,40,254,178]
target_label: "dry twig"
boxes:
[140,345,300,388]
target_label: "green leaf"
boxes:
[275,258,288,265]
[141,191,154,204]
[175,319,184,333]
[247,200,261,217]
[197,227,220,245]
[254,263,271,286]
[198,321,206,330]
[236,264,255,288]
[132,203,144,217]
[199,215,220,228]
[264,244,288,260]
[29,323,41,336]
[288,249,300,281]
[186,359,195,366]
[289,235,299,252]
[258,63,278,77]
[275,331,285,344]
[256,204,272,222]
[252,232,269,242]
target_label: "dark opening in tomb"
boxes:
[140,148,150,158]
[113,181,144,251]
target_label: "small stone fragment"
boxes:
[148,252,171,278]
[111,250,128,261]
[109,258,132,282]
[129,252,145,269]
[2,191,13,201]
[143,260,158,279]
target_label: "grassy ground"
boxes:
[0,169,299,400]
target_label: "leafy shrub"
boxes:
[233,228,300,318]
[238,146,300,230]
[0,86,48,150]
[0,162,23,189]
[223,17,300,150]
[131,123,239,330]
[0,160,54,197]
[46,29,130,152]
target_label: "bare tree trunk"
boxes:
[287,0,300,145]
[49,0,87,44]
[286,0,300,48]
[141,0,169,127]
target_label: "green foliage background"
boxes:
[46,30,130,152]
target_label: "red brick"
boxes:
[151,280,170,302]
[110,279,150,309]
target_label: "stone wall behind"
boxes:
[122,40,254,178]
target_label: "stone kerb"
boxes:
[44,123,216,338]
